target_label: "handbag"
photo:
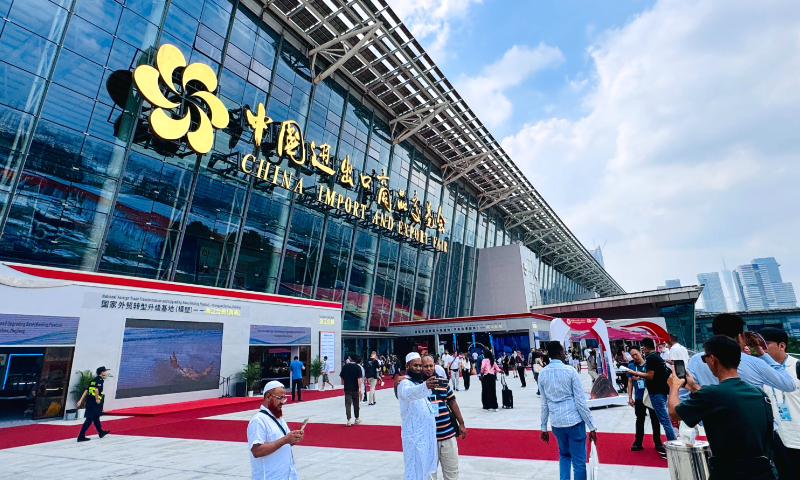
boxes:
[587,441,600,480]
[643,389,653,409]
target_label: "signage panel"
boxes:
[319,331,335,373]
[250,325,312,345]
[0,314,79,345]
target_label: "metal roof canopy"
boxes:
[530,286,703,318]
[251,0,624,297]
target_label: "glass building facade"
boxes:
[0,0,598,332]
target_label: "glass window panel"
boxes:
[316,217,352,303]
[7,0,67,42]
[51,49,105,98]
[74,0,122,34]
[344,229,378,331]
[163,3,198,47]
[171,0,203,19]
[232,189,291,292]
[40,83,94,132]
[125,0,168,25]
[200,0,231,32]
[393,245,417,323]
[63,16,113,67]
[116,9,159,52]
[0,23,59,77]
[413,250,433,321]
[0,62,46,114]
[279,204,323,298]
[369,237,398,330]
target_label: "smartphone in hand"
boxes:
[437,378,449,389]
[673,359,686,379]
[301,418,310,431]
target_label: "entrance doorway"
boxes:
[0,346,74,422]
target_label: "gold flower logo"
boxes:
[133,44,229,154]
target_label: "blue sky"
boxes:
[387,0,800,305]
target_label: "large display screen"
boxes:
[116,319,223,399]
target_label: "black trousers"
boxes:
[634,397,663,447]
[481,374,498,409]
[291,378,303,401]
[771,432,794,480]
[786,447,800,480]
[78,414,103,439]
[462,370,471,390]
[517,367,526,387]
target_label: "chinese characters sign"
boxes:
[241,109,449,252]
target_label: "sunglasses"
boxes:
[701,354,713,363]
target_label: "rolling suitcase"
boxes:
[501,375,513,409]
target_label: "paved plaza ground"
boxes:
[0,368,675,479]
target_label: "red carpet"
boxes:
[106,376,401,417]
[0,374,668,469]
[114,419,668,468]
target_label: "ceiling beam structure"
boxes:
[256,0,625,297]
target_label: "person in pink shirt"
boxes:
[481,349,502,411]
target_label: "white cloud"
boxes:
[386,0,482,62]
[456,44,564,128]
[502,0,800,294]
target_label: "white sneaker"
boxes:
[354,418,362,425]
[346,420,352,427]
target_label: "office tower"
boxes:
[697,273,727,312]
[665,279,681,288]
[589,246,605,269]
[721,257,744,311]
[733,258,797,310]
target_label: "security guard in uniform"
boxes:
[77,366,111,442]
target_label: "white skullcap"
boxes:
[263,381,285,393]
[406,352,421,363]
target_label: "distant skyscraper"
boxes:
[589,246,604,269]
[657,279,682,290]
[733,257,797,310]
[697,273,727,312]
[721,257,744,311]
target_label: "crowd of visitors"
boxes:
[246,311,800,480]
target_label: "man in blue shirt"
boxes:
[685,314,795,394]
[539,341,597,480]
[626,347,663,452]
[289,356,305,402]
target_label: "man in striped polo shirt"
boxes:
[422,354,467,480]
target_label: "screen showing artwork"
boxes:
[116,319,223,399]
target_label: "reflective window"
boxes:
[393,244,418,323]
[316,217,353,303]
[344,229,377,330]
[369,237,398,329]
[279,204,323,298]
[232,188,291,292]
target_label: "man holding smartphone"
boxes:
[668,336,775,480]
[626,347,663,452]
[629,337,677,456]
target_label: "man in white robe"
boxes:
[398,352,439,480]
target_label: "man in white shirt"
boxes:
[448,353,461,391]
[667,334,690,367]
[320,356,335,390]
[660,343,671,362]
[760,328,800,479]
[247,381,304,480]
[398,352,439,480]
[440,350,453,379]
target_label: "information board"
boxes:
[319,331,335,373]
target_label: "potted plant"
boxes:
[70,370,94,419]
[240,363,263,397]
[309,356,323,389]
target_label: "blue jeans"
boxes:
[552,421,587,480]
[648,393,677,441]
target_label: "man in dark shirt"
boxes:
[365,351,381,405]
[77,366,111,442]
[669,335,775,480]
[626,347,662,452]
[630,337,677,454]
[339,357,363,427]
